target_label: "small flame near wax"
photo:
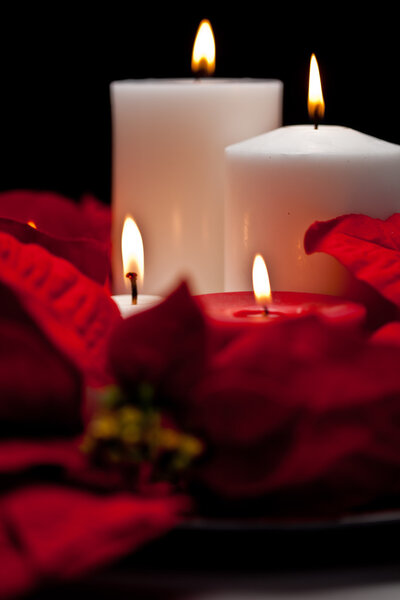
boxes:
[121,216,144,292]
[252,254,272,311]
[191,19,216,76]
[308,53,325,128]
[27,221,37,229]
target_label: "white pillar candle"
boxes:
[111,78,282,296]
[111,21,282,296]
[225,55,400,296]
[224,124,400,295]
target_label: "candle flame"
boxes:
[27,220,37,229]
[121,216,144,290]
[252,254,272,306]
[308,53,325,126]
[191,19,216,76]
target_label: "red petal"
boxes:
[0,285,82,433]
[0,190,111,287]
[0,438,84,475]
[304,213,400,311]
[0,217,109,285]
[0,232,122,387]
[0,485,186,597]
[0,190,110,242]
[371,321,400,346]
[188,315,400,513]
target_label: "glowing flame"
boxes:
[27,220,37,229]
[121,216,144,290]
[191,19,216,75]
[252,254,271,306]
[308,53,325,126]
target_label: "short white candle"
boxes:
[224,56,400,296]
[112,294,161,318]
[112,216,162,317]
[110,21,283,296]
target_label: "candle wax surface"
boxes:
[112,294,162,318]
[196,291,366,328]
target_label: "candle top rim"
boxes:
[225,125,400,157]
[196,290,366,325]
[111,78,283,88]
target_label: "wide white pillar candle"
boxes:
[224,125,400,295]
[111,79,283,295]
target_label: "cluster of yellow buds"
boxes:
[81,384,204,482]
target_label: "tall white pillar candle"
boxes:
[224,125,400,295]
[111,78,283,295]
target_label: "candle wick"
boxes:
[194,70,206,82]
[313,104,323,130]
[126,272,138,305]
[263,305,269,316]
[194,59,211,81]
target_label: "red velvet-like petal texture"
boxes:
[190,316,400,511]
[0,284,82,433]
[0,232,122,388]
[0,485,186,599]
[0,217,109,286]
[0,190,110,241]
[304,213,400,311]
[0,190,111,286]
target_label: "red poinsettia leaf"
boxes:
[109,281,207,401]
[0,232,122,388]
[304,213,400,310]
[0,438,84,475]
[0,190,112,288]
[0,217,109,285]
[372,321,400,346]
[0,484,187,598]
[0,284,82,433]
[0,189,110,242]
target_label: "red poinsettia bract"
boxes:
[304,213,400,326]
[0,190,111,287]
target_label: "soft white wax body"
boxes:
[112,294,162,318]
[225,125,400,295]
[111,79,283,295]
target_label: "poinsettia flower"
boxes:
[0,190,111,286]
[0,234,188,599]
[107,282,400,517]
[304,213,400,327]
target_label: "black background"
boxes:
[1,5,399,204]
